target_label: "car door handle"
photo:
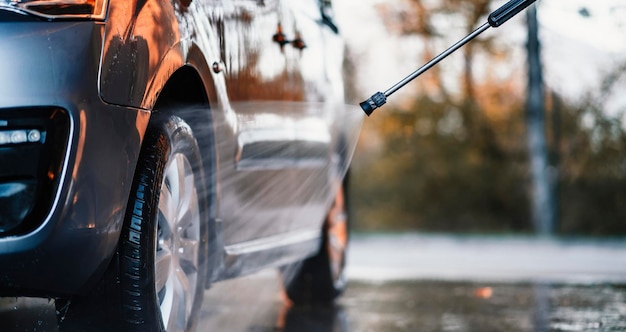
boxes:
[290,32,306,50]
[272,24,306,51]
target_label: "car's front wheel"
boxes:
[117,113,208,332]
[57,113,209,332]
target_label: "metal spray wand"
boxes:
[359,0,537,116]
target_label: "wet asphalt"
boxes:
[2,234,626,331]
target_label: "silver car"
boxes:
[0,0,362,330]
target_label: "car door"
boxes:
[211,0,330,247]
[277,0,348,235]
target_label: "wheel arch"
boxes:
[149,61,221,289]
[150,60,217,206]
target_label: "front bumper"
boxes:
[0,19,149,297]
[0,108,70,236]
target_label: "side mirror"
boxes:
[319,0,339,33]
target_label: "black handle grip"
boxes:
[488,0,536,27]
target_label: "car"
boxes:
[0,0,362,330]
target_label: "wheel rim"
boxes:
[326,185,348,289]
[156,152,201,331]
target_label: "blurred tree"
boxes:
[352,62,626,235]
[353,94,530,232]
[378,0,509,157]
[554,61,626,235]
[355,0,526,232]
[378,0,495,101]
[351,0,626,235]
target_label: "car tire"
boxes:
[283,181,349,304]
[57,113,209,332]
[117,113,208,332]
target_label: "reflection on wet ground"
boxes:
[2,234,626,331]
[342,281,626,331]
[2,275,626,331]
[0,297,57,331]
[199,274,626,331]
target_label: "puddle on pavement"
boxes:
[2,276,626,331]
[340,281,626,331]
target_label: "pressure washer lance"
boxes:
[360,0,537,116]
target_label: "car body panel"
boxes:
[0,21,150,295]
[0,0,362,297]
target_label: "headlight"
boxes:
[0,0,108,20]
